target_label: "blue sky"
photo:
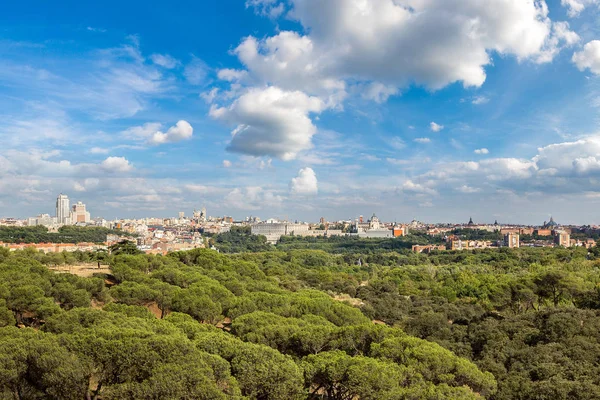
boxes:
[2,0,600,224]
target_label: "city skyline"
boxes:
[2,192,586,228]
[3,1,600,224]
[0,190,588,226]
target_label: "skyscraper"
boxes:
[56,194,70,225]
[70,201,90,224]
[504,233,520,248]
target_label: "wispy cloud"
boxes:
[414,137,431,144]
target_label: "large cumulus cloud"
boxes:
[238,0,576,93]
[209,87,327,160]
[213,0,577,160]
[290,167,318,195]
[401,134,600,197]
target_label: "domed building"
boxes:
[543,216,558,229]
[369,213,381,230]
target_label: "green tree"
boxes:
[109,240,142,256]
[534,271,578,307]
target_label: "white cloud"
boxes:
[184,184,227,195]
[0,41,174,121]
[290,167,318,195]
[150,54,180,69]
[233,32,347,104]
[450,138,464,150]
[86,26,106,33]
[101,157,133,173]
[123,120,193,145]
[552,21,580,46]
[561,0,599,16]
[534,21,580,63]
[0,151,136,180]
[73,178,100,193]
[246,0,286,18]
[224,186,283,210]
[223,160,232,168]
[115,194,163,204]
[362,82,398,103]
[0,106,75,146]
[259,159,273,169]
[414,138,431,144]
[297,151,338,165]
[90,147,110,154]
[399,134,600,200]
[573,41,600,75]
[533,136,600,175]
[573,156,600,174]
[217,69,248,82]
[184,57,209,85]
[477,158,536,180]
[402,180,438,195]
[214,0,577,170]
[472,96,490,105]
[209,86,327,160]
[474,148,490,154]
[201,88,219,103]
[148,120,194,145]
[430,122,444,132]
[231,0,574,98]
[123,122,163,140]
[386,158,411,166]
[389,137,406,150]
[457,185,481,193]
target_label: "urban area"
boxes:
[1,193,597,254]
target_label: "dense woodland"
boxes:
[3,237,600,398]
[210,226,440,254]
[0,226,134,244]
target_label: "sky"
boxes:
[2,0,600,224]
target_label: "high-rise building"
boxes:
[178,212,185,219]
[447,239,469,250]
[56,194,70,225]
[504,233,520,248]
[554,231,570,247]
[70,201,90,224]
[29,214,57,227]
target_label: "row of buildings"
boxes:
[4,199,600,255]
[27,194,91,227]
[249,214,599,251]
[250,214,408,244]
[412,230,596,254]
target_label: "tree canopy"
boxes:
[1,244,600,399]
[0,225,135,244]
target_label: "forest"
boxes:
[0,226,134,244]
[2,242,600,399]
[211,226,439,254]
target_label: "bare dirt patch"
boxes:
[333,293,364,307]
[144,302,163,319]
[48,263,111,277]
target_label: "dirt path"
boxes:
[48,263,111,277]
